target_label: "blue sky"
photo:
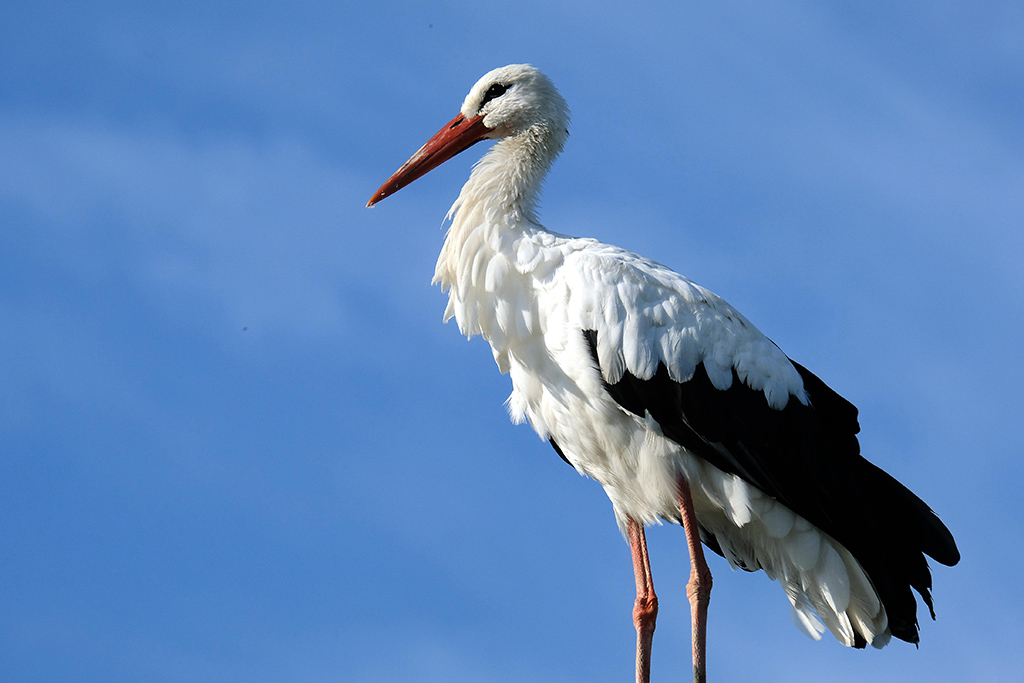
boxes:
[2,1,1022,681]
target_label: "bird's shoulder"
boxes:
[543,239,804,409]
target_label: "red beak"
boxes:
[367,113,492,207]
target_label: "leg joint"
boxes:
[633,593,659,632]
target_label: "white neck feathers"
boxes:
[434,122,565,283]
[431,123,568,351]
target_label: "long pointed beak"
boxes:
[367,113,491,207]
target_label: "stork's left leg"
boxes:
[628,518,658,683]
[677,475,713,683]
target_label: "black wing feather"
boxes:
[583,330,959,645]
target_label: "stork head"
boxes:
[367,64,569,207]
[460,64,568,139]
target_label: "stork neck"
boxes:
[433,122,566,306]
[454,123,564,228]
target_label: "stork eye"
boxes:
[481,83,509,107]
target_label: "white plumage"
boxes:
[368,64,958,682]
[439,177,882,647]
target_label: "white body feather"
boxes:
[431,65,890,648]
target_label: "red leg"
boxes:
[628,518,658,683]
[677,475,713,683]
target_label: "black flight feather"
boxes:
[583,329,959,645]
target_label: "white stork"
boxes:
[367,64,959,683]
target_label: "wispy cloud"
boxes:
[0,116,368,338]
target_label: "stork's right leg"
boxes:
[677,475,712,683]
[628,518,658,683]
